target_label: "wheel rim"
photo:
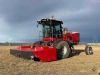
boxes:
[62,46,68,55]
[89,47,93,53]
[86,47,93,55]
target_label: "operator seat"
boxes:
[63,28,68,34]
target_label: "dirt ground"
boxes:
[0,45,100,75]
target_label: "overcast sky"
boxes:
[0,0,100,42]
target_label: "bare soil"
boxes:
[0,45,100,75]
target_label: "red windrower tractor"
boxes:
[10,17,93,61]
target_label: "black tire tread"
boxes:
[56,41,70,59]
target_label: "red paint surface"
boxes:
[32,46,57,61]
[72,32,80,42]
[42,32,80,43]
[16,45,32,52]
[17,45,31,49]
[42,37,62,41]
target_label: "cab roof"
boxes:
[37,18,63,25]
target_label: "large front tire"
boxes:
[57,41,70,59]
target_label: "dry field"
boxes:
[0,45,100,75]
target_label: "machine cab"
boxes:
[37,18,63,41]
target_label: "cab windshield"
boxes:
[42,24,62,38]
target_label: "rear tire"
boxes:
[56,41,70,59]
[85,45,93,55]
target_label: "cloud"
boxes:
[0,0,100,42]
[0,0,64,24]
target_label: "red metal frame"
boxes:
[43,32,80,43]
